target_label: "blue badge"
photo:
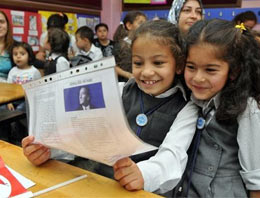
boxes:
[136,113,148,127]
[197,117,205,130]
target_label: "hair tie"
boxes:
[235,23,246,33]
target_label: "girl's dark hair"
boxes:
[0,11,14,53]
[47,13,68,30]
[48,28,70,58]
[186,19,260,121]
[132,20,186,73]
[75,26,94,43]
[233,11,257,24]
[12,42,35,65]
[113,11,147,42]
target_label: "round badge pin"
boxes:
[136,113,148,127]
[197,117,205,130]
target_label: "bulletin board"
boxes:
[0,8,42,52]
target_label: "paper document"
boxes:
[23,57,157,166]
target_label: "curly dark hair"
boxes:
[186,19,260,121]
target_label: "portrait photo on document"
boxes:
[63,82,105,112]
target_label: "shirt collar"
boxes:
[191,92,221,111]
[155,81,187,100]
[78,44,95,56]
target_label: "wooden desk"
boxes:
[0,140,161,198]
[0,82,24,105]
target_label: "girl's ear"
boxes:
[125,22,133,31]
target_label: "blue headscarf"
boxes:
[168,0,203,24]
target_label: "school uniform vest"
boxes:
[122,79,187,163]
[175,109,247,198]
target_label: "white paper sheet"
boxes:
[23,57,157,166]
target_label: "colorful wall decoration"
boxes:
[0,8,42,52]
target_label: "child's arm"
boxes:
[237,98,260,194]
[113,158,144,191]
[7,103,15,111]
[115,101,198,193]
[115,66,133,79]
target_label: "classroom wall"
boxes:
[100,0,121,39]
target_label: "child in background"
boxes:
[44,28,70,75]
[232,10,257,30]
[7,42,41,111]
[113,11,147,82]
[75,26,103,61]
[94,23,114,57]
[37,13,78,61]
[171,19,260,197]
[22,21,198,194]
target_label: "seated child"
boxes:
[74,26,103,62]
[7,42,41,111]
[93,23,114,57]
[44,28,71,75]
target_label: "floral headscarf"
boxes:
[168,0,203,24]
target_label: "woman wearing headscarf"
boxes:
[168,0,203,34]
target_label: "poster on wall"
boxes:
[0,8,42,52]
[76,14,100,31]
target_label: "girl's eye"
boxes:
[154,61,164,66]
[133,61,142,66]
[206,68,217,72]
[186,65,195,70]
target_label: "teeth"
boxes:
[143,80,157,85]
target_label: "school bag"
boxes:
[70,54,92,67]
[44,55,64,75]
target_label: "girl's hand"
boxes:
[22,136,50,166]
[113,157,144,191]
[7,103,15,111]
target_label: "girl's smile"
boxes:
[132,35,178,96]
[185,43,229,100]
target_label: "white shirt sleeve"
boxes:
[56,57,70,72]
[137,101,198,193]
[237,98,260,190]
[7,68,15,83]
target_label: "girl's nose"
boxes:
[142,66,155,77]
[193,71,206,82]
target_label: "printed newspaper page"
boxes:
[23,57,156,166]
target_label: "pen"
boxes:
[33,174,87,197]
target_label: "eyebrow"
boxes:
[186,61,221,67]
[183,6,202,10]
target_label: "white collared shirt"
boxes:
[137,100,198,193]
[76,44,103,61]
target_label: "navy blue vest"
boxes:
[122,79,187,162]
